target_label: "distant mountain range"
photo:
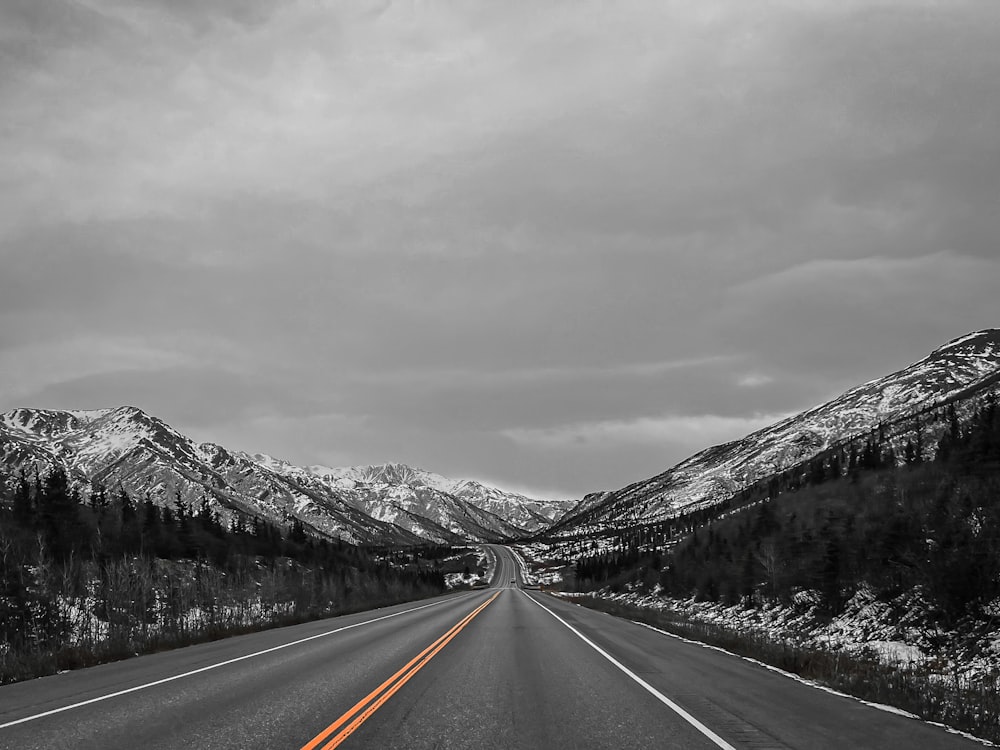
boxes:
[0,407,573,545]
[550,329,1000,536]
[5,329,999,547]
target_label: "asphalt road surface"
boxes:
[0,545,986,749]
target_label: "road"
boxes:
[0,545,986,749]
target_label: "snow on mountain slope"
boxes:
[264,460,573,542]
[1,407,110,438]
[445,479,572,529]
[0,406,555,545]
[552,329,1000,535]
[298,462,572,531]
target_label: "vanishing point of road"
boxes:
[0,546,984,749]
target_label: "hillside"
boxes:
[551,329,1000,536]
[0,407,569,545]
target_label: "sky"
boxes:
[2,0,999,501]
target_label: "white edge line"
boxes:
[523,593,737,750]
[631,620,998,748]
[0,593,472,730]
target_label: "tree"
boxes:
[141,496,162,554]
[119,487,141,554]
[39,468,82,561]
[12,473,32,526]
[289,517,308,544]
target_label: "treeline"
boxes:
[661,391,1000,615]
[663,464,1000,614]
[0,471,446,684]
[570,508,718,589]
[7,469,347,566]
[574,390,1000,628]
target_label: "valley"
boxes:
[3,329,1000,745]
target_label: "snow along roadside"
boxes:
[507,545,532,585]
[632,619,996,748]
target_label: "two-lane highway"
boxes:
[486,543,520,589]
[0,546,987,749]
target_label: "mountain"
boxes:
[297,463,570,534]
[550,329,1000,535]
[243,457,572,544]
[0,407,567,545]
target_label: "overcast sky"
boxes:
[2,1,999,500]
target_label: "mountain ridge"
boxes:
[550,329,1000,535]
[0,406,571,545]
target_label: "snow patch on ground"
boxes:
[588,584,1000,689]
[512,542,570,587]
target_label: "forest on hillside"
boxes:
[0,472,446,684]
[574,392,1000,635]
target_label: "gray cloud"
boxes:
[16,365,318,428]
[713,253,1000,389]
[2,1,999,498]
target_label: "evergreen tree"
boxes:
[39,468,81,561]
[12,473,32,526]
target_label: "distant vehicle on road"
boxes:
[510,579,516,584]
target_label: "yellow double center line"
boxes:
[301,591,501,750]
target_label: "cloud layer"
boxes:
[2,0,999,499]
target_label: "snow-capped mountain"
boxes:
[0,407,565,545]
[551,329,1000,535]
[295,462,571,536]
